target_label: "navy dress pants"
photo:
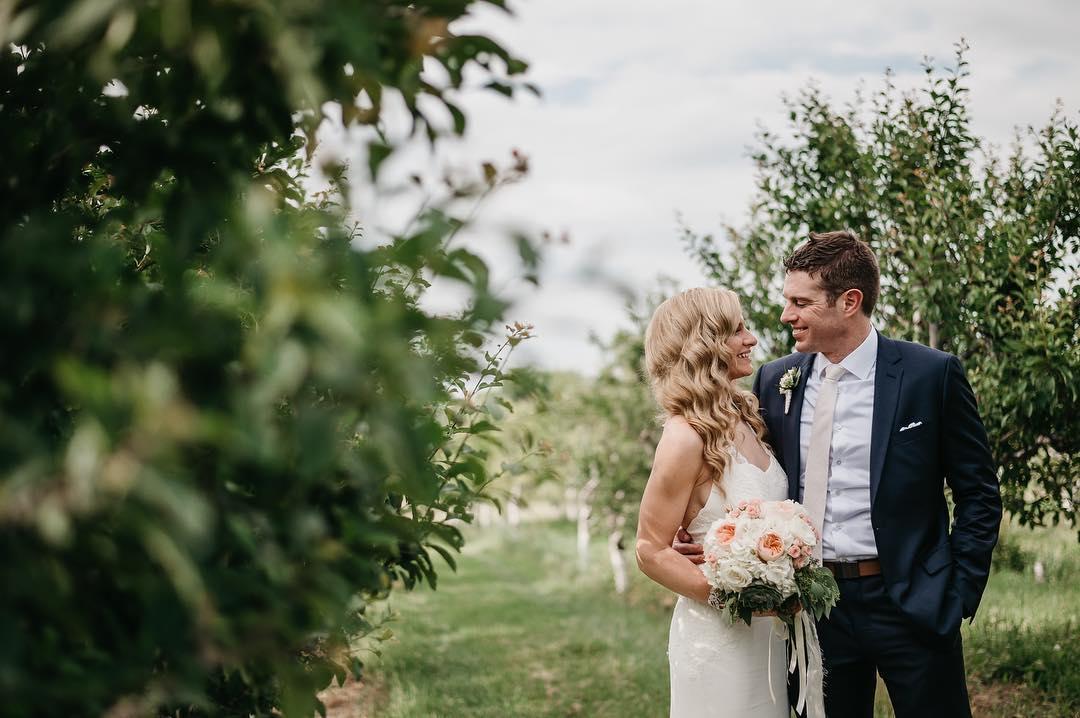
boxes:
[816,575,970,718]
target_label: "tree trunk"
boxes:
[607,528,628,594]
[928,321,940,350]
[475,502,495,528]
[576,475,600,573]
[564,486,578,521]
[506,484,522,527]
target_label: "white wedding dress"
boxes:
[667,449,790,718]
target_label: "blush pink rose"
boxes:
[714,522,737,545]
[787,545,802,559]
[773,501,797,518]
[794,554,808,569]
[756,531,785,561]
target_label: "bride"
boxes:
[635,287,789,718]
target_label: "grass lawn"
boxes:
[326,520,1079,717]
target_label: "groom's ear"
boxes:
[839,288,864,317]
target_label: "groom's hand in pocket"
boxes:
[672,527,705,564]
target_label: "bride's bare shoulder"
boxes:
[658,415,704,453]
[650,416,706,484]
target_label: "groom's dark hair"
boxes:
[783,230,879,316]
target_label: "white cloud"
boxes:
[329,0,1080,375]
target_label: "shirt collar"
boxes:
[813,328,878,381]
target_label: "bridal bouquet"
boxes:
[700,498,840,718]
[701,498,839,626]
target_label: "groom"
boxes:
[679,231,1001,717]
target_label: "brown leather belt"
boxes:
[823,559,882,579]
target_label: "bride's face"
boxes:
[725,316,758,380]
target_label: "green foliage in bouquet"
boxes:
[795,565,841,621]
[718,567,839,628]
[720,583,786,627]
[0,1,540,716]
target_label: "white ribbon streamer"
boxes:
[788,611,827,718]
[766,618,784,706]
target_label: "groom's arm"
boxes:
[940,354,1002,619]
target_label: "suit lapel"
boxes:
[870,333,903,508]
[782,352,817,501]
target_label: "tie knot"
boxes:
[823,364,846,382]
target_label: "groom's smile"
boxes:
[781,269,872,363]
[781,271,835,354]
[780,270,855,357]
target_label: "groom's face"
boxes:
[780,271,845,354]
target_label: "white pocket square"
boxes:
[899,421,923,432]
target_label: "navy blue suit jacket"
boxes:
[751,332,1002,639]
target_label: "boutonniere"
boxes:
[778,367,801,415]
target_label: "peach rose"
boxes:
[714,522,737,545]
[756,531,785,562]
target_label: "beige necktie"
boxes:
[803,363,846,560]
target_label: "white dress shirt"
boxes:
[798,329,879,560]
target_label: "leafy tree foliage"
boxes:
[577,296,664,537]
[685,43,1079,532]
[1,1,538,715]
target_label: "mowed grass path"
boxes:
[354,522,671,717]
[339,520,1078,718]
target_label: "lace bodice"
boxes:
[685,450,790,547]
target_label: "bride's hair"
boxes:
[643,287,767,485]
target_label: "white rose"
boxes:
[732,532,755,551]
[747,560,768,580]
[718,562,753,591]
[789,519,815,545]
[763,559,795,589]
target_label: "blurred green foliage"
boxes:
[576,293,664,536]
[684,42,1079,532]
[0,1,540,715]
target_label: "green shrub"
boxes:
[0,2,537,715]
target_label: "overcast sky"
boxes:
[322,0,1080,375]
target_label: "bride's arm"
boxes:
[635,418,711,604]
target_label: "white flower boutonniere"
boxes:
[778,367,801,415]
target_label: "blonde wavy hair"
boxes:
[643,287,767,486]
